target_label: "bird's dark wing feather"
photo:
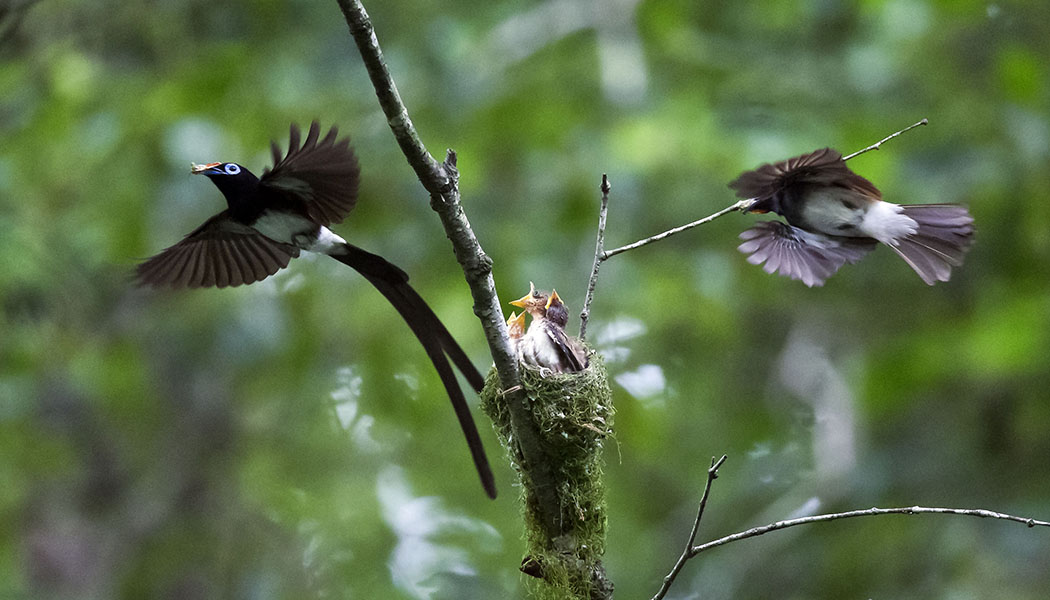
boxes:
[738,220,876,287]
[261,121,361,226]
[136,211,300,288]
[729,147,881,203]
[543,325,587,372]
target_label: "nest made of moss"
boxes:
[480,351,615,563]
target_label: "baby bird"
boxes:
[509,283,587,374]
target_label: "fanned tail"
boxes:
[329,244,496,499]
[891,204,975,285]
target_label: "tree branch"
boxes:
[691,505,1050,557]
[651,454,1050,599]
[842,118,927,161]
[602,199,751,260]
[651,455,727,600]
[336,0,564,534]
[579,174,610,341]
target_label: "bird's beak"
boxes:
[506,311,518,325]
[191,162,222,175]
[545,289,561,310]
[509,281,537,308]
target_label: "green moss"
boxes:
[480,351,615,598]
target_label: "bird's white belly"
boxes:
[252,214,346,253]
[252,212,316,246]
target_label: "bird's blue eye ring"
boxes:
[224,163,241,175]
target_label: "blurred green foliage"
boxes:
[2,0,1049,598]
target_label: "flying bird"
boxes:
[730,148,974,287]
[510,284,587,374]
[137,122,496,499]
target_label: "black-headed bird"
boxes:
[137,122,496,499]
[509,283,586,374]
[730,148,974,287]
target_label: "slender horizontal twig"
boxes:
[602,199,751,260]
[651,455,727,600]
[842,118,928,161]
[691,505,1050,557]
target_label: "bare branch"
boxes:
[652,456,1049,599]
[336,0,565,534]
[651,455,728,600]
[602,199,752,260]
[842,118,928,161]
[691,505,1050,557]
[579,174,611,341]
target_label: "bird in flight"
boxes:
[730,148,974,287]
[137,122,496,498]
[510,284,587,374]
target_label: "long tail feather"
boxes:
[329,245,496,499]
[893,204,975,285]
[331,245,485,391]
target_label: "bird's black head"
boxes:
[191,162,260,210]
[545,289,570,328]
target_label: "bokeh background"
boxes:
[2,0,1049,598]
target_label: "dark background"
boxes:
[2,0,1048,597]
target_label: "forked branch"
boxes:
[651,455,1050,600]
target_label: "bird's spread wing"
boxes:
[136,211,300,288]
[729,147,881,203]
[738,220,876,287]
[261,121,360,226]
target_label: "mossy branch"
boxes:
[336,0,582,575]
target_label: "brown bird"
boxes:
[509,283,587,373]
[136,122,496,499]
[544,289,588,370]
[506,310,527,348]
[730,147,974,286]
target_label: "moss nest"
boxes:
[480,351,615,596]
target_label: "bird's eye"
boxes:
[224,163,241,175]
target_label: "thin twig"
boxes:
[842,118,928,161]
[691,505,1050,557]
[602,199,752,260]
[579,174,611,341]
[652,459,1049,600]
[651,455,728,600]
[336,0,565,533]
